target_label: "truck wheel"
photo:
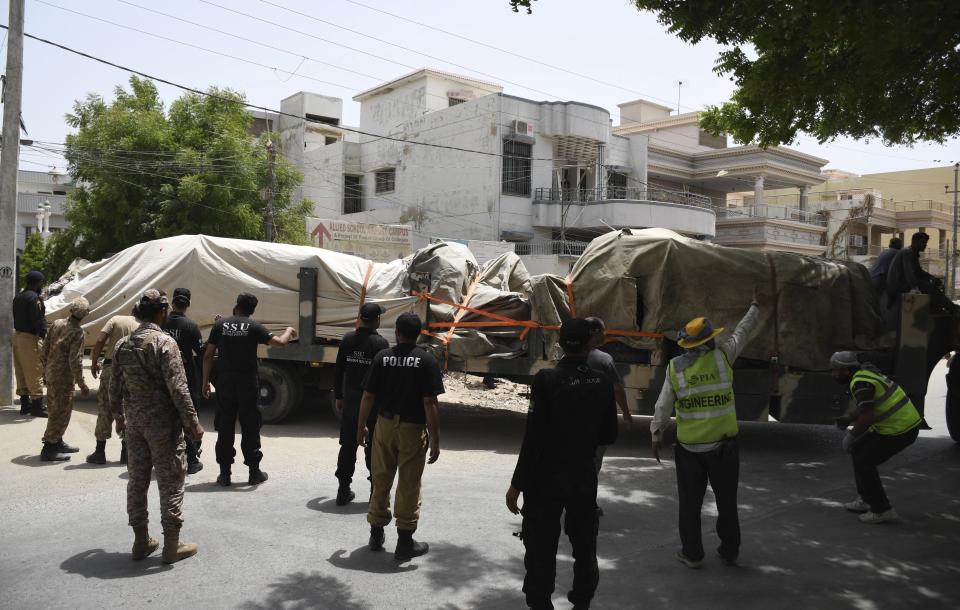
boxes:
[258,362,302,424]
[946,357,960,443]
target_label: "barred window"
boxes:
[502,140,532,196]
[607,172,627,199]
[343,175,362,214]
[375,168,396,195]
[448,97,466,107]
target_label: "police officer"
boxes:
[651,289,765,568]
[87,310,139,464]
[358,312,443,561]
[506,318,618,610]
[110,290,204,563]
[334,303,389,505]
[162,288,205,474]
[830,351,923,524]
[13,270,48,417]
[39,297,91,461]
[202,293,296,487]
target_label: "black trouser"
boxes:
[675,438,740,562]
[852,427,919,513]
[521,489,599,609]
[215,376,262,470]
[335,395,376,489]
[183,391,201,465]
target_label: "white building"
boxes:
[271,69,828,264]
[16,169,72,250]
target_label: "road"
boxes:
[0,364,958,610]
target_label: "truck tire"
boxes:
[946,356,960,443]
[258,361,302,424]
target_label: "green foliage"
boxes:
[18,233,49,286]
[511,1,960,146]
[61,76,312,265]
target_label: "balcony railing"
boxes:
[533,186,716,209]
[894,200,953,213]
[716,204,828,226]
[514,240,589,256]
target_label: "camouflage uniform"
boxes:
[41,315,86,444]
[109,322,199,531]
[94,315,139,441]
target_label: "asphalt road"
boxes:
[0,365,958,610]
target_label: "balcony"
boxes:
[716,204,827,227]
[531,186,717,238]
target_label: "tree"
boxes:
[58,76,312,271]
[18,233,49,286]
[510,1,960,147]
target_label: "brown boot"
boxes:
[131,525,159,560]
[162,528,198,564]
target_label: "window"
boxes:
[448,97,466,107]
[343,175,362,214]
[502,140,532,196]
[375,168,396,194]
[305,113,339,126]
[607,172,628,199]
[325,136,338,146]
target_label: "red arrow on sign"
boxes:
[311,222,332,247]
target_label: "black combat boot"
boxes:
[368,525,385,551]
[336,486,355,506]
[120,441,128,464]
[19,396,30,415]
[86,441,107,465]
[394,529,429,561]
[248,468,268,486]
[40,442,70,462]
[217,469,231,487]
[53,440,79,453]
[30,398,48,418]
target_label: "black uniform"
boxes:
[207,315,273,471]
[334,327,390,490]
[162,311,205,465]
[13,289,47,337]
[512,356,618,609]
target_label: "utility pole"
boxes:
[0,0,25,406]
[946,162,960,299]
[263,139,276,242]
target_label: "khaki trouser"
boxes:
[13,332,44,398]
[94,363,115,441]
[367,414,428,532]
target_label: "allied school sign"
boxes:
[307,218,412,262]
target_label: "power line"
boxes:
[340,0,699,112]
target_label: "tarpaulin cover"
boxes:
[45,234,533,356]
[529,228,891,370]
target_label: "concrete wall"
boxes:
[533,199,716,237]
[519,254,574,276]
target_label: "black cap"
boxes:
[395,312,422,339]
[236,292,258,313]
[559,318,591,350]
[359,302,385,321]
[173,287,191,306]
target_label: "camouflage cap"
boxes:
[69,296,90,319]
[139,289,169,309]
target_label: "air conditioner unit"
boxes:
[848,235,866,247]
[511,120,528,135]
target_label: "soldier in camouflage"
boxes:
[109,290,204,564]
[39,297,90,462]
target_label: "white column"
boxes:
[799,186,810,211]
[754,175,765,207]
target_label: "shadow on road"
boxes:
[60,548,172,579]
[307,496,369,515]
[10,454,62,467]
[0,408,36,424]
[239,570,368,610]
[186,481,256,493]
[326,547,418,574]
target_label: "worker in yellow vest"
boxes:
[829,351,923,524]
[651,289,765,568]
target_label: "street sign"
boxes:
[306,218,412,262]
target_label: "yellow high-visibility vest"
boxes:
[850,369,922,436]
[668,349,738,445]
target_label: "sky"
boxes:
[9,0,960,177]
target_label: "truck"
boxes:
[257,266,960,443]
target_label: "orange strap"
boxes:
[565,277,577,317]
[443,274,482,347]
[355,262,374,328]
